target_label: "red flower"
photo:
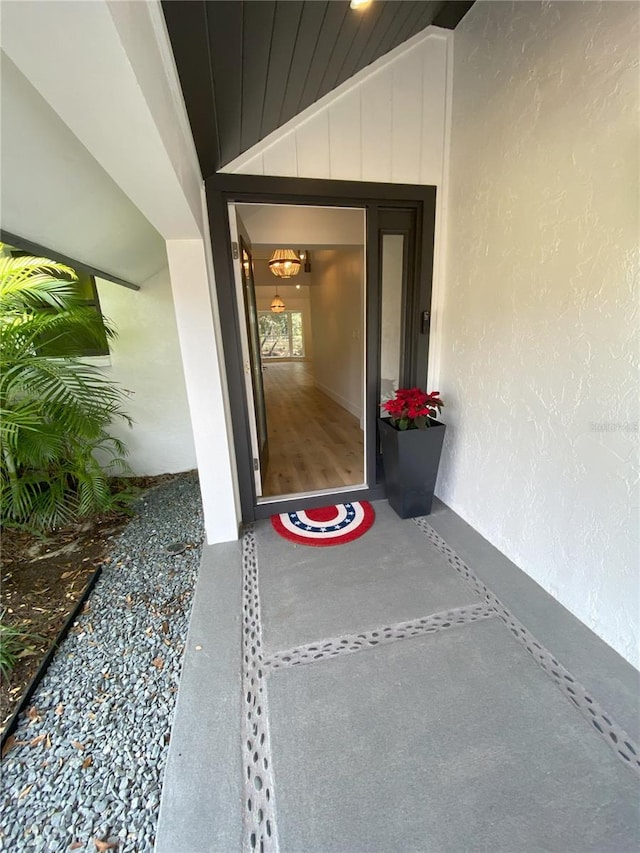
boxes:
[380,387,444,430]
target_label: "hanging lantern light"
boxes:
[268,248,301,278]
[270,291,285,313]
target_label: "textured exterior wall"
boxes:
[96,267,197,475]
[439,2,639,666]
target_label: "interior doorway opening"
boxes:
[230,203,367,502]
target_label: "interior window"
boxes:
[258,311,304,359]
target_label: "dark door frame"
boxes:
[206,173,436,522]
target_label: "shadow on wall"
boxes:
[95,266,197,476]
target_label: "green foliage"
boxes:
[0,247,133,530]
[258,311,304,358]
[0,615,43,680]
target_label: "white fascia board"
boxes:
[1,0,201,240]
[106,0,204,234]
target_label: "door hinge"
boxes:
[232,241,239,260]
[253,458,259,471]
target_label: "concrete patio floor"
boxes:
[155,499,640,853]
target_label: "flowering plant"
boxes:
[381,388,443,430]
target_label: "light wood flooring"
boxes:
[261,362,364,498]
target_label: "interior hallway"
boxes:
[261,362,364,497]
[156,500,640,852]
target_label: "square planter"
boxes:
[378,417,446,519]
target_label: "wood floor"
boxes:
[261,362,364,498]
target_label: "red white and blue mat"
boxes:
[271,501,375,547]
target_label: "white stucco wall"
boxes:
[310,249,365,422]
[96,267,196,475]
[0,51,166,284]
[438,1,640,667]
[1,0,240,544]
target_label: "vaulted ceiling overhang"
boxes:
[162,0,474,177]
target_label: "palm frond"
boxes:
[0,245,133,530]
[0,252,78,313]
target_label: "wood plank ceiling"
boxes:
[162,0,474,177]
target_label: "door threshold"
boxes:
[252,483,385,521]
[257,484,368,506]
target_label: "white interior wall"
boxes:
[310,249,365,423]
[252,258,312,291]
[96,267,196,475]
[236,204,370,371]
[438,1,639,668]
[235,205,366,245]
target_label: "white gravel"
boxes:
[0,473,203,853]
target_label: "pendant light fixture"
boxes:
[268,248,301,278]
[270,290,285,313]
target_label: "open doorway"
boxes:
[208,174,436,522]
[230,203,367,501]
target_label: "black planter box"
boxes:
[378,417,446,519]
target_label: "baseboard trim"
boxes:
[314,380,362,422]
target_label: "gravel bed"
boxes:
[0,473,203,853]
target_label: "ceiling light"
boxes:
[270,291,285,313]
[350,0,372,9]
[268,248,301,278]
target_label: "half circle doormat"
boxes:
[271,502,375,547]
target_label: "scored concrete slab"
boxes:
[257,500,481,653]
[268,617,640,853]
[427,500,640,742]
[155,542,243,853]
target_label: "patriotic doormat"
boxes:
[271,502,375,547]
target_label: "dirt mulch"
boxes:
[0,474,180,735]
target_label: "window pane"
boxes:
[9,249,109,357]
[258,311,304,358]
[380,234,404,403]
[259,312,288,357]
[291,311,304,357]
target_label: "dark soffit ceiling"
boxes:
[162,0,474,177]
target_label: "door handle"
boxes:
[421,311,430,334]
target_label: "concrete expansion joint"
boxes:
[264,603,495,672]
[241,525,278,853]
[240,516,640,853]
[412,517,640,778]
